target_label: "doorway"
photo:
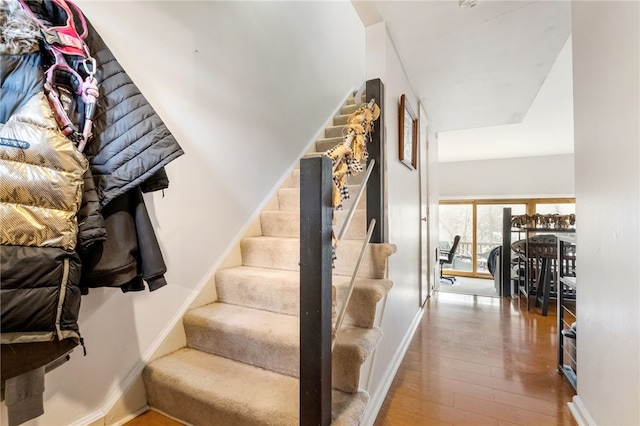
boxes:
[438,199,575,295]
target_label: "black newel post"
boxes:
[299,156,333,426]
[366,78,386,244]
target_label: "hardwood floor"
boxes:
[125,291,577,426]
[374,291,577,426]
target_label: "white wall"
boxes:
[439,154,575,199]
[428,130,440,290]
[361,22,425,422]
[571,2,640,425]
[0,2,366,425]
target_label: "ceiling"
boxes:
[352,0,574,162]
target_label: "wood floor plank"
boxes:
[453,393,559,426]
[492,389,570,417]
[404,350,494,376]
[124,409,184,426]
[374,291,577,426]
[391,367,496,402]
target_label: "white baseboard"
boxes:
[108,406,149,426]
[568,396,597,426]
[69,409,106,426]
[359,307,424,426]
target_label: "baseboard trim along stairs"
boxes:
[141,95,396,425]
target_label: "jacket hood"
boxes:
[0,0,40,54]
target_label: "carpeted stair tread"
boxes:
[215,266,392,327]
[143,348,369,426]
[184,303,298,378]
[346,96,361,105]
[240,236,300,271]
[261,209,366,239]
[333,114,352,126]
[241,236,396,279]
[215,266,300,316]
[333,275,393,328]
[341,104,359,115]
[316,136,344,152]
[183,302,383,392]
[333,241,397,278]
[275,186,366,211]
[325,124,348,139]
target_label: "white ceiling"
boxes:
[352,0,574,162]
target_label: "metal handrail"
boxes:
[334,159,375,246]
[332,218,376,351]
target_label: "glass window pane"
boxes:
[476,204,526,273]
[439,204,473,272]
[536,203,576,215]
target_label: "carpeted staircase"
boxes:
[141,96,396,425]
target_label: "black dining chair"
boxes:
[439,235,461,284]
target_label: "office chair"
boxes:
[439,235,461,284]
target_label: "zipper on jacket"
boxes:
[55,257,70,341]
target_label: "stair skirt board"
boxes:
[142,94,395,426]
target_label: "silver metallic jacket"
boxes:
[0,0,87,346]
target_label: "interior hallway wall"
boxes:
[0,2,366,424]
[361,21,427,424]
[571,2,640,425]
[439,154,575,199]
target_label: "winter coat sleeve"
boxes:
[80,187,167,293]
[76,167,107,253]
[133,187,167,291]
[79,16,184,207]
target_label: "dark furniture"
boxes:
[439,235,460,284]
[557,234,577,390]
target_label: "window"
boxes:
[439,198,574,277]
[476,204,526,274]
[439,204,472,272]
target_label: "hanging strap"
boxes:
[18,0,98,153]
[17,0,88,56]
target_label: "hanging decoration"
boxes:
[511,213,576,230]
[324,99,380,210]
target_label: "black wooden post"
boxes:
[299,156,333,426]
[502,207,512,297]
[366,78,386,244]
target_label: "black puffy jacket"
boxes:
[0,0,92,379]
[1,0,183,380]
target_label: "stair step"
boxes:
[333,114,351,126]
[333,241,396,279]
[325,124,347,139]
[261,209,366,239]
[341,104,359,115]
[183,304,298,379]
[240,236,396,279]
[346,96,362,105]
[183,303,382,392]
[143,348,369,426]
[241,236,299,271]
[316,136,344,153]
[277,185,366,211]
[215,266,392,328]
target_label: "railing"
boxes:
[332,161,376,350]
[299,79,384,426]
[332,218,375,351]
[334,160,375,244]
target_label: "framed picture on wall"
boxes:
[399,94,418,170]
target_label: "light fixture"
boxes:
[459,0,477,9]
